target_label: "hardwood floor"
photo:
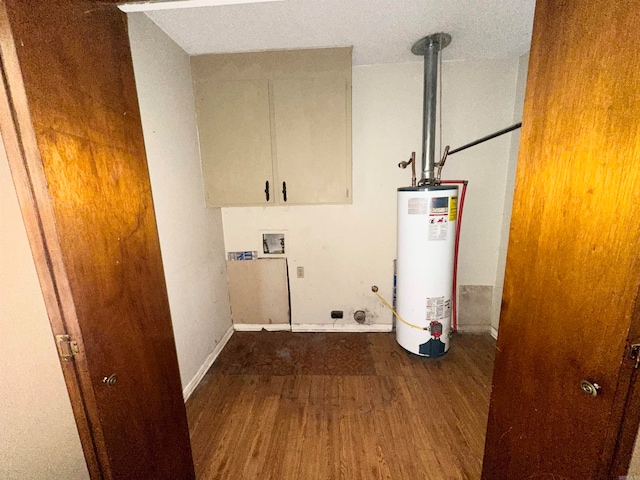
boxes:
[186,332,496,479]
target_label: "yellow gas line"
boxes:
[371,286,426,331]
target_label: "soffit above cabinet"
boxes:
[191,47,352,81]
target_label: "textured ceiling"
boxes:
[144,0,535,65]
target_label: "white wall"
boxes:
[630,432,640,476]
[222,58,520,329]
[440,59,518,286]
[490,52,530,335]
[0,136,89,479]
[128,13,232,394]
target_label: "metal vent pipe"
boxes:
[412,33,451,184]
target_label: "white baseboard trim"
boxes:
[233,323,292,332]
[182,324,234,401]
[456,324,492,334]
[491,326,499,340]
[291,323,393,333]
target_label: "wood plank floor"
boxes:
[186,332,496,480]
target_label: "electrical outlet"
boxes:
[296,266,304,278]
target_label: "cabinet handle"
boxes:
[282,181,287,202]
[265,181,270,201]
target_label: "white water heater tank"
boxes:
[396,185,458,357]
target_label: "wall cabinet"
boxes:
[192,48,352,207]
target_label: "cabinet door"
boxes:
[196,79,274,206]
[272,76,351,204]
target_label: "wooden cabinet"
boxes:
[192,48,352,207]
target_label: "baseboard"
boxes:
[233,323,292,332]
[182,324,234,401]
[291,323,393,333]
[456,324,492,334]
[491,326,499,339]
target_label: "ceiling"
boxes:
[142,0,536,65]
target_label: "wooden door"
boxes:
[482,0,640,478]
[0,2,195,479]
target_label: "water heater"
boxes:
[396,185,458,357]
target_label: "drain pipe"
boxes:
[412,33,451,185]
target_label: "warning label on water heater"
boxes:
[408,197,428,215]
[428,197,449,241]
[449,197,458,221]
[429,222,449,242]
[426,296,451,321]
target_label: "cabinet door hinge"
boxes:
[56,334,79,361]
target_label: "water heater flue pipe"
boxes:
[412,32,451,185]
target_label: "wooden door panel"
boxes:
[0,1,195,478]
[482,0,640,478]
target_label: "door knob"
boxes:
[580,380,600,397]
[103,374,118,387]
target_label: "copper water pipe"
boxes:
[398,151,417,187]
